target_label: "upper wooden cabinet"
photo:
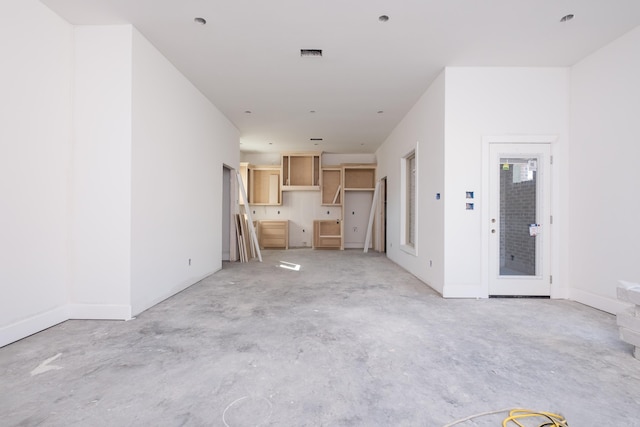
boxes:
[249,165,282,205]
[343,164,376,191]
[321,166,342,206]
[281,152,321,191]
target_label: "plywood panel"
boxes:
[344,167,375,189]
[321,169,341,205]
[269,174,279,204]
[290,156,313,186]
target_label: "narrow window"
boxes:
[401,147,417,254]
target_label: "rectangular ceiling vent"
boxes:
[310,138,323,141]
[301,49,323,57]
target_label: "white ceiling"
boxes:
[41,0,640,154]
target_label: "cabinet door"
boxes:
[259,221,288,249]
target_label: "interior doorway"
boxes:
[488,143,551,296]
[222,165,237,262]
[378,177,387,253]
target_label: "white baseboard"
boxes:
[343,243,373,249]
[443,284,486,299]
[68,304,132,320]
[569,288,632,315]
[0,305,69,348]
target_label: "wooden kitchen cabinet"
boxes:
[250,166,282,205]
[282,152,321,191]
[343,164,376,190]
[313,219,342,249]
[321,167,342,206]
[258,220,288,249]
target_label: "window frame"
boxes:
[400,146,418,256]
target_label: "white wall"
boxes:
[0,0,73,346]
[71,26,133,319]
[323,153,376,166]
[569,26,640,313]
[0,7,240,346]
[376,71,446,294]
[443,67,569,297]
[131,29,240,315]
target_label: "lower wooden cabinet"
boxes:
[258,220,288,249]
[313,220,342,250]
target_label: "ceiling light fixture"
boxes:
[378,15,389,22]
[560,14,574,23]
[194,17,207,25]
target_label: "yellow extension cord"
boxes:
[443,407,568,427]
[502,408,568,427]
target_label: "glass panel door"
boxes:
[489,144,551,296]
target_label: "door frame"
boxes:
[481,135,557,297]
[223,164,238,262]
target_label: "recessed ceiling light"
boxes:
[194,17,207,25]
[560,14,574,23]
[378,15,389,23]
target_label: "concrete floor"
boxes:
[1,249,639,426]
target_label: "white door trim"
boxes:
[481,135,557,298]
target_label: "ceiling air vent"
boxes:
[301,49,323,57]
